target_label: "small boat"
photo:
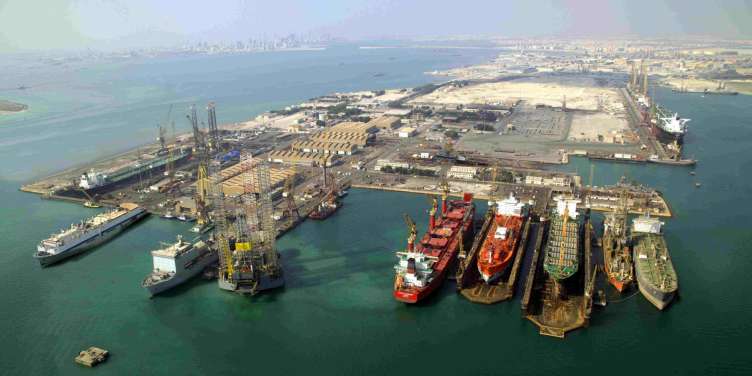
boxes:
[689,171,696,176]
[190,222,215,234]
[695,182,701,188]
[83,201,101,208]
[161,212,174,219]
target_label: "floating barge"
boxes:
[75,347,108,367]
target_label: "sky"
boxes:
[0,0,751,51]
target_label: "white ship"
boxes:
[34,203,148,267]
[142,235,217,296]
[655,112,690,144]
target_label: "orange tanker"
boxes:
[477,194,526,283]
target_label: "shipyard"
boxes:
[17,40,692,338]
[7,0,752,373]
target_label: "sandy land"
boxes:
[410,80,625,113]
[230,112,307,131]
[568,113,629,142]
[0,99,28,114]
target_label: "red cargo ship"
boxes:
[477,194,525,283]
[393,192,475,303]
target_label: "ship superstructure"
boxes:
[543,196,581,281]
[34,203,148,267]
[477,193,525,283]
[142,235,217,296]
[393,192,475,303]
[632,215,678,310]
[654,112,690,144]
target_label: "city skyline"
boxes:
[2,0,752,52]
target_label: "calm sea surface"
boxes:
[1,47,751,375]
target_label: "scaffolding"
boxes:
[213,152,283,294]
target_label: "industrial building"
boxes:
[398,127,417,138]
[374,159,410,171]
[446,166,479,180]
[308,121,376,147]
[291,140,357,155]
[268,149,336,167]
[367,116,401,131]
[221,166,296,197]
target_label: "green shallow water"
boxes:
[1,49,752,375]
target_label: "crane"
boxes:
[79,188,101,208]
[207,102,219,152]
[283,167,300,221]
[194,159,210,229]
[438,177,450,216]
[403,213,416,251]
[187,105,204,153]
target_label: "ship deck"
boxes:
[457,209,532,304]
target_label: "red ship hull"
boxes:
[393,194,475,304]
[477,214,523,283]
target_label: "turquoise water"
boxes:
[2,48,752,375]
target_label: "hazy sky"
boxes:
[1,0,751,51]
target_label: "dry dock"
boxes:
[456,209,532,304]
[522,213,596,338]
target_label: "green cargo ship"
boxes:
[632,215,678,310]
[543,196,582,281]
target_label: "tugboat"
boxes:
[308,197,340,220]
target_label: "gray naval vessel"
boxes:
[142,235,217,296]
[632,215,678,310]
[34,203,147,267]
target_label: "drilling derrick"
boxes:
[216,152,284,295]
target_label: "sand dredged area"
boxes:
[410,79,625,113]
